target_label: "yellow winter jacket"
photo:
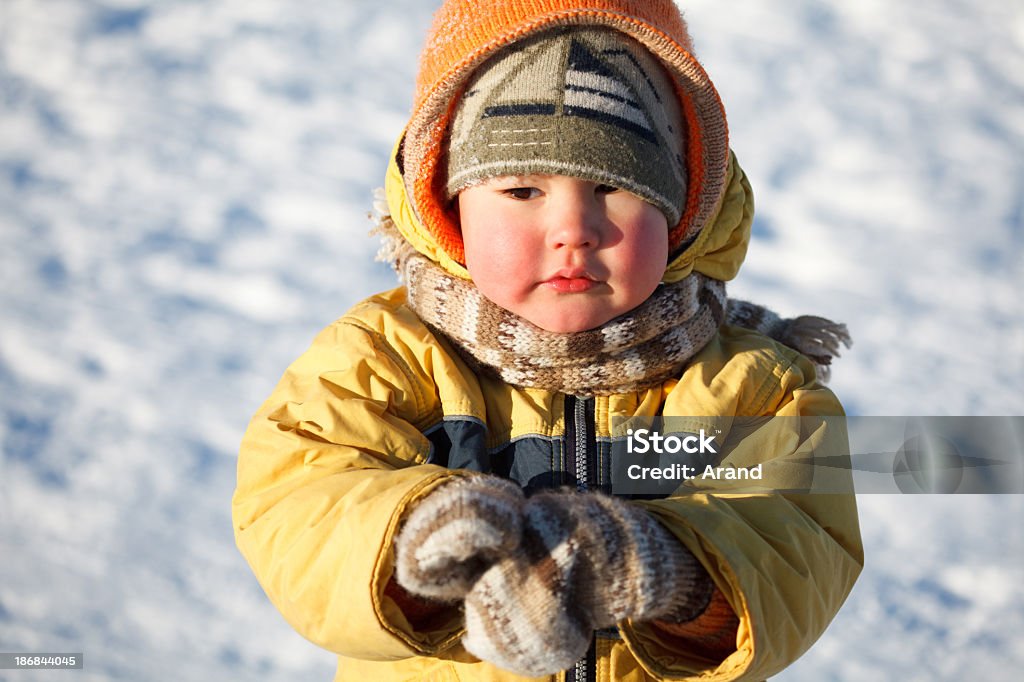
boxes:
[232,145,863,681]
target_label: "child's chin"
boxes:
[527,311,609,334]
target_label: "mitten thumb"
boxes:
[394,475,524,601]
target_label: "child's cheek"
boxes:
[471,239,540,323]
[475,225,535,274]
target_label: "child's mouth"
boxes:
[545,276,596,293]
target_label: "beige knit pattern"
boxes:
[462,490,711,676]
[394,476,525,602]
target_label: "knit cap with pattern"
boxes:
[445,27,687,226]
[400,0,730,267]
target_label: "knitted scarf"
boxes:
[377,218,850,396]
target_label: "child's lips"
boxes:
[544,270,599,293]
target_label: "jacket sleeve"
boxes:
[232,312,467,660]
[622,349,864,681]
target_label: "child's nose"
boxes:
[544,193,602,250]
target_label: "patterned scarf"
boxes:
[377,218,850,396]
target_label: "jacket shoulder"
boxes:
[308,288,447,373]
[671,324,837,417]
[327,286,433,341]
[716,323,810,370]
[315,287,489,421]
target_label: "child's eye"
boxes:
[503,187,540,200]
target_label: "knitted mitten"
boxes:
[462,489,712,676]
[394,476,525,601]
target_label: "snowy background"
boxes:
[1,0,1022,680]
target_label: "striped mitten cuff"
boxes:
[394,475,525,601]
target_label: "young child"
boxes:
[233,1,863,680]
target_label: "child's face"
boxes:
[458,175,669,333]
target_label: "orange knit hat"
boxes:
[403,0,729,265]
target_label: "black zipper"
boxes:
[565,395,595,491]
[565,638,596,682]
[564,395,597,682]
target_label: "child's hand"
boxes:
[394,475,525,601]
[461,490,712,676]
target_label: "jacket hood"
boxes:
[394,0,742,276]
[383,136,753,284]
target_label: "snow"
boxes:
[1,1,1021,680]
